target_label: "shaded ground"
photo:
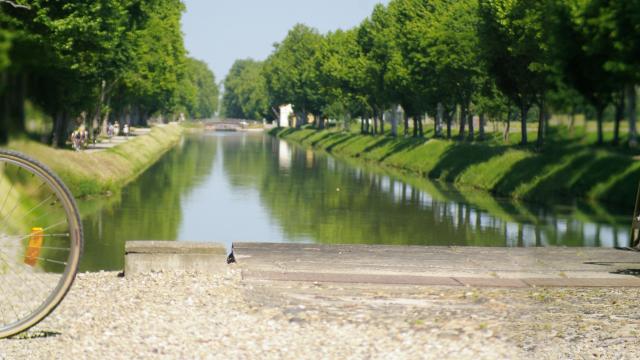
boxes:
[1,270,638,359]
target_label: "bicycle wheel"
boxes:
[0,150,83,338]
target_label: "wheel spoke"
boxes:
[0,151,82,338]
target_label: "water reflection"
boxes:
[80,132,631,271]
[79,136,218,271]
[258,136,630,248]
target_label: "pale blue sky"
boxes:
[181,0,388,82]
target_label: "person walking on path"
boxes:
[123,124,129,139]
[107,123,114,141]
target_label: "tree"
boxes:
[357,4,394,135]
[401,0,485,140]
[548,0,617,145]
[1,0,210,146]
[478,0,554,147]
[183,57,219,119]
[222,59,270,120]
[318,29,369,130]
[263,24,325,128]
[592,0,640,146]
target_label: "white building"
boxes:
[279,104,293,127]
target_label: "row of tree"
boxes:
[223,0,639,147]
[0,0,219,146]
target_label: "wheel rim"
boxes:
[0,151,82,338]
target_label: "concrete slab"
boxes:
[126,241,227,255]
[241,270,462,286]
[454,277,529,288]
[524,277,640,287]
[125,241,228,275]
[232,242,640,288]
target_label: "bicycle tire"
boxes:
[0,149,83,338]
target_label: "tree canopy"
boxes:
[221,59,269,120]
[0,0,219,145]
[228,0,639,149]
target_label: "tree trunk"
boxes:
[403,111,409,137]
[536,100,545,149]
[360,117,365,134]
[544,109,550,138]
[468,108,474,141]
[596,107,604,145]
[503,109,512,142]
[418,115,423,137]
[100,95,111,135]
[93,80,106,134]
[436,103,443,138]
[627,85,637,147]
[0,72,26,142]
[412,116,418,137]
[613,95,624,145]
[458,105,466,140]
[446,110,452,139]
[372,113,378,135]
[520,104,528,146]
[379,110,385,134]
[479,113,485,140]
[390,107,398,137]
[0,71,6,144]
[52,110,68,148]
[568,107,576,137]
[317,113,324,129]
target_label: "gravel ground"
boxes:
[1,269,639,359]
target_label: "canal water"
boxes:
[79,132,632,271]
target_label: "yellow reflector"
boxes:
[24,227,44,267]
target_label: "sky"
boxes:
[181,0,388,82]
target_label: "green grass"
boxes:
[272,126,640,209]
[7,124,183,197]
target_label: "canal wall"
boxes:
[9,124,183,197]
[271,127,638,209]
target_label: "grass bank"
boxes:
[7,124,183,197]
[272,127,639,209]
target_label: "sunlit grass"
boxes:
[272,123,640,209]
[7,124,183,197]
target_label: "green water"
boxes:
[79,132,632,271]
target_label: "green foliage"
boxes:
[182,57,219,119]
[318,28,369,120]
[222,59,269,120]
[477,0,555,144]
[0,1,218,145]
[0,28,10,71]
[263,24,325,126]
[226,0,640,147]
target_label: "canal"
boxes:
[79,132,632,271]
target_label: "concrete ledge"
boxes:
[232,242,640,288]
[125,241,228,276]
[126,241,227,255]
[242,270,461,286]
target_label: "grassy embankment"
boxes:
[7,124,183,197]
[272,126,640,209]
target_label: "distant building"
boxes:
[279,104,293,127]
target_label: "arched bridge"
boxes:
[202,118,260,132]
